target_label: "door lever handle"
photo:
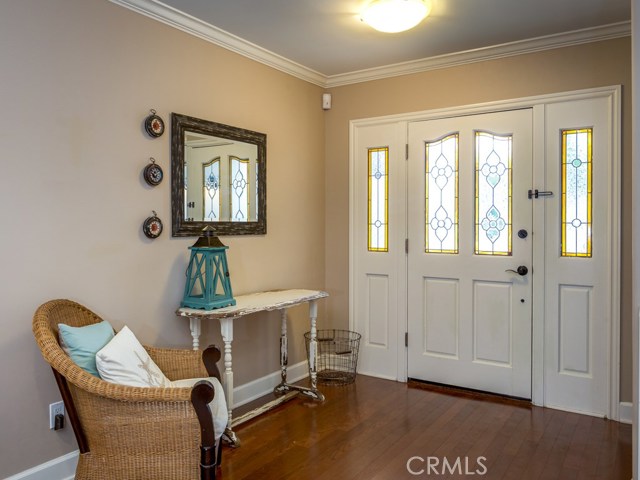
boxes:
[505,266,528,276]
[528,189,553,199]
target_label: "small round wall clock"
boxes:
[143,211,163,239]
[144,109,165,138]
[143,158,163,186]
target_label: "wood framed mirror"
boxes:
[171,113,266,236]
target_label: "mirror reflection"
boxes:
[184,132,258,223]
[171,113,266,236]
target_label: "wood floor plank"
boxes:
[348,390,466,479]
[218,375,631,480]
[563,413,594,473]
[314,386,446,480]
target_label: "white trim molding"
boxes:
[232,360,308,408]
[107,0,326,86]
[327,22,630,87]
[108,0,630,88]
[620,401,634,424]
[3,450,78,480]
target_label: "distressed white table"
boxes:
[176,289,328,446]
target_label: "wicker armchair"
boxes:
[33,299,224,480]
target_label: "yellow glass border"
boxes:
[474,131,513,256]
[367,147,389,252]
[425,133,459,254]
[561,128,592,258]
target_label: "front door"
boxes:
[406,109,533,398]
[350,88,619,417]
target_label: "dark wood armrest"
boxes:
[203,345,222,381]
[191,380,217,480]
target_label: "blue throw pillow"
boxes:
[58,320,114,377]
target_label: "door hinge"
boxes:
[405,238,409,254]
[405,332,408,347]
[528,189,553,199]
[405,143,409,160]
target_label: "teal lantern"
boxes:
[181,227,236,310]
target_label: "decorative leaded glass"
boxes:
[561,128,592,257]
[230,156,250,222]
[475,131,512,256]
[425,133,458,253]
[203,158,220,221]
[368,147,388,252]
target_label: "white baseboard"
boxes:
[5,363,309,480]
[3,450,78,480]
[619,401,633,424]
[232,360,309,408]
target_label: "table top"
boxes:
[176,289,328,319]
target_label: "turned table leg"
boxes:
[273,301,324,401]
[190,317,201,351]
[308,300,319,392]
[219,317,240,447]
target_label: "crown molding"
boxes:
[326,21,631,87]
[109,0,630,89]
[108,0,327,86]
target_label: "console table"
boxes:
[176,289,328,446]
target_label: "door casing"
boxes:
[348,85,621,419]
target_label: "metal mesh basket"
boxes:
[304,329,361,385]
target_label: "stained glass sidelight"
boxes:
[230,156,250,222]
[368,147,389,252]
[203,158,220,221]
[561,128,592,257]
[425,133,459,253]
[475,131,512,256]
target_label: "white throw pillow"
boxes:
[96,326,170,388]
[171,377,228,441]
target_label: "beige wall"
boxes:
[0,1,632,476]
[0,0,325,477]
[324,38,633,400]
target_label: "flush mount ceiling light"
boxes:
[361,0,431,33]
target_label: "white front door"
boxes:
[407,109,533,398]
[349,87,620,417]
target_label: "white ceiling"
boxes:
[113,0,631,87]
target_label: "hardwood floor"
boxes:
[219,375,631,480]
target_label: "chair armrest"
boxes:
[191,380,218,479]
[202,345,222,381]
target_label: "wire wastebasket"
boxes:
[304,329,361,385]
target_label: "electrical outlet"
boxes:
[49,401,64,430]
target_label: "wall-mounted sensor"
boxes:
[322,93,332,110]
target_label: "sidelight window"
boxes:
[561,128,592,257]
[368,147,389,252]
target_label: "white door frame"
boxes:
[349,85,621,419]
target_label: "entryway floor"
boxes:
[220,374,631,479]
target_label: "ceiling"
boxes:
[113,0,631,87]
